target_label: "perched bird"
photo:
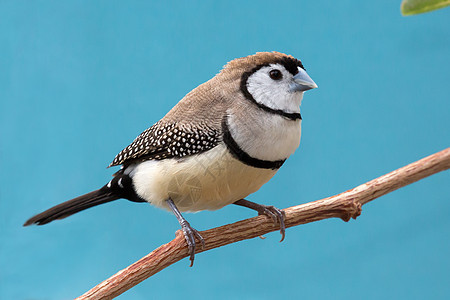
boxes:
[24,52,317,265]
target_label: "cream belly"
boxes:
[130,144,278,212]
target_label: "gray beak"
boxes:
[290,68,318,92]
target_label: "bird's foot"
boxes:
[180,220,205,267]
[233,199,286,242]
[256,205,286,242]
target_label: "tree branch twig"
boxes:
[76,148,450,300]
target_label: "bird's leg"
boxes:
[233,199,286,242]
[166,198,205,267]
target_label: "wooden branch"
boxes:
[76,148,450,300]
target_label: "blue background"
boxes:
[1,1,449,299]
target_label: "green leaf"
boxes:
[401,0,450,15]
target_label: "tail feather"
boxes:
[23,189,120,226]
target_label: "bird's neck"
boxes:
[225,105,302,162]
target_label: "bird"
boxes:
[24,52,317,266]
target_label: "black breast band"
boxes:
[222,117,285,170]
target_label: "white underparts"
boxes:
[227,110,301,162]
[130,144,277,212]
[129,63,304,213]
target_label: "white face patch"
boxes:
[246,64,303,114]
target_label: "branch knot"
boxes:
[339,200,362,222]
[75,148,450,300]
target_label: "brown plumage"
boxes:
[110,52,304,167]
[24,52,316,266]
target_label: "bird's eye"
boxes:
[269,69,282,80]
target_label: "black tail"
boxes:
[23,189,120,226]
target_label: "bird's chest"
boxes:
[228,112,302,161]
[131,144,277,212]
